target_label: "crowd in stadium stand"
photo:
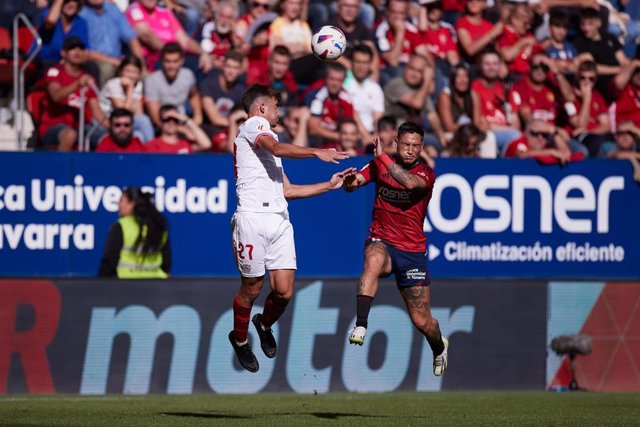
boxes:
[2,0,640,163]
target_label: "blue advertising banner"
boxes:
[0,278,547,394]
[0,153,638,278]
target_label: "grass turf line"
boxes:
[1,391,639,426]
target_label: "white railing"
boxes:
[13,13,40,151]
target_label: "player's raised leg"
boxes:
[399,285,448,376]
[349,240,392,345]
[230,275,264,372]
[252,268,294,358]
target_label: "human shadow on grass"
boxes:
[163,411,400,420]
[162,412,250,419]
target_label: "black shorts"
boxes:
[367,238,431,288]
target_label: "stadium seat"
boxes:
[17,26,35,55]
[0,27,12,85]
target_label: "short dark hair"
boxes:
[479,47,500,61]
[351,44,374,59]
[224,49,245,64]
[377,116,397,131]
[241,84,280,113]
[159,104,178,117]
[326,61,348,76]
[397,121,425,140]
[338,118,358,131]
[161,42,184,59]
[549,9,569,27]
[109,108,133,124]
[580,7,600,20]
[271,45,292,58]
[578,60,597,75]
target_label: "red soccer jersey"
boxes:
[505,135,585,164]
[374,20,421,66]
[247,63,298,95]
[359,157,435,253]
[614,83,640,127]
[95,135,146,153]
[510,78,557,124]
[307,87,355,142]
[39,65,98,139]
[419,24,457,60]
[200,21,233,63]
[145,137,192,154]
[564,89,608,131]
[497,27,536,75]
[455,16,493,59]
[443,0,465,12]
[471,78,509,126]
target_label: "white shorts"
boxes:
[231,211,297,277]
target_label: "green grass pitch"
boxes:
[1,392,639,426]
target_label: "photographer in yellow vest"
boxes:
[98,187,171,278]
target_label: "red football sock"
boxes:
[233,294,252,343]
[261,292,289,328]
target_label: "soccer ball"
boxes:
[311,25,347,62]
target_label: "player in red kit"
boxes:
[342,121,448,376]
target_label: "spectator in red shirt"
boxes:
[247,45,298,110]
[95,108,145,153]
[471,50,520,156]
[374,0,422,85]
[197,0,240,71]
[417,0,459,96]
[510,53,571,125]
[146,105,212,154]
[504,119,584,165]
[417,0,459,68]
[305,62,369,146]
[563,60,613,157]
[455,0,503,63]
[321,118,366,155]
[234,0,272,74]
[39,36,108,151]
[496,3,536,78]
[613,60,640,128]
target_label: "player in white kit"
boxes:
[229,84,355,372]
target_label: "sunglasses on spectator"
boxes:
[529,131,550,138]
[112,121,132,128]
[531,63,549,72]
[468,0,486,3]
[161,117,180,124]
[579,75,596,82]
[251,2,270,9]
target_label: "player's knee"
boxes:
[239,278,264,302]
[273,287,293,301]
[410,312,433,332]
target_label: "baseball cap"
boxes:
[62,36,86,51]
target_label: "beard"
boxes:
[111,132,133,147]
[217,23,231,35]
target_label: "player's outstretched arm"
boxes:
[256,135,350,163]
[374,138,427,190]
[283,168,357,200]
[342,172,366,192]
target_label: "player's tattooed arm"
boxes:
[386,162,427,190]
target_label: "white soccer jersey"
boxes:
[234,116,288,213]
